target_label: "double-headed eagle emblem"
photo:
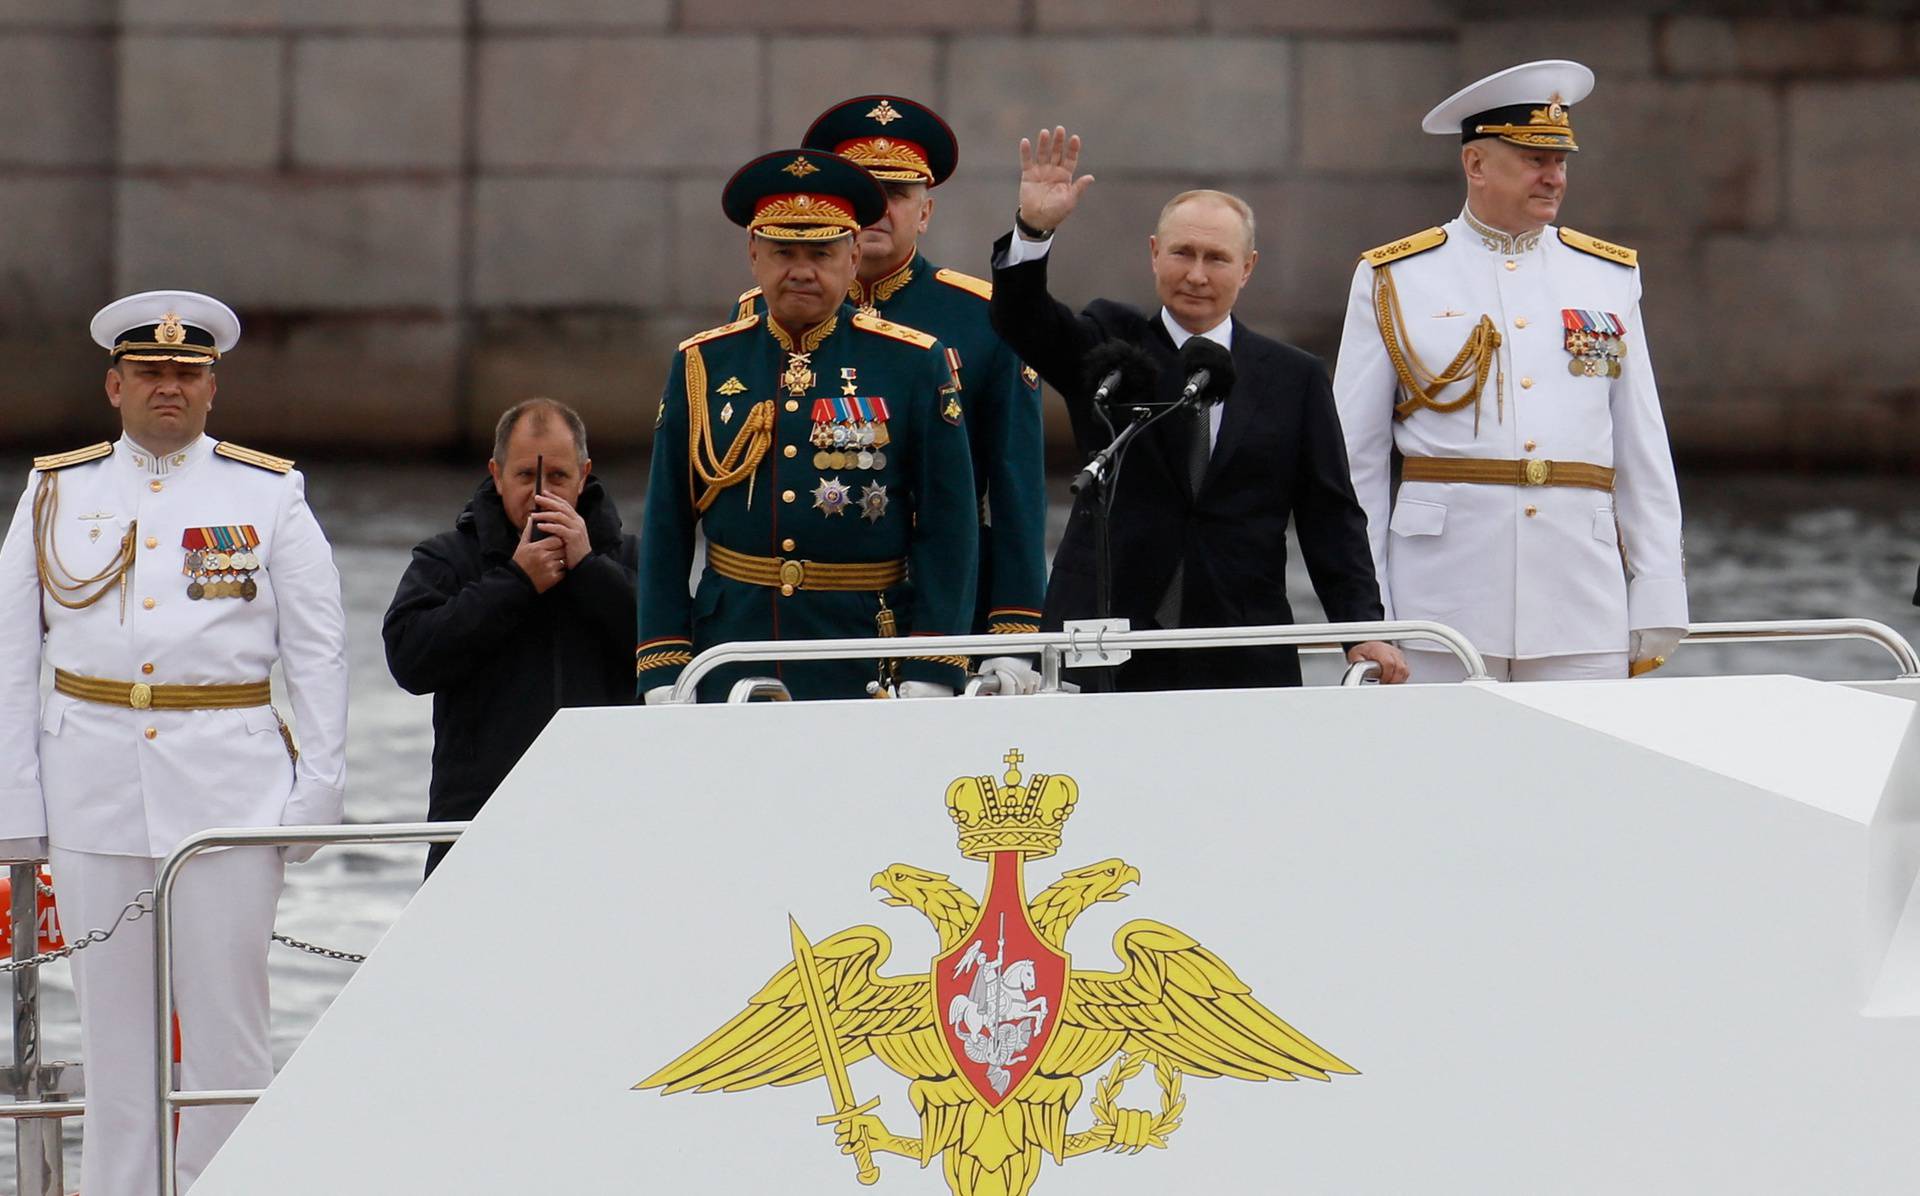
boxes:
[637,750,1356,1195]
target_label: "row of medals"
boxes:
[183,549,260,601]
[1566,330,1625,378]
[809,419,890,472]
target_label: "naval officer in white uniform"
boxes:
[0,292,347,1194]
[1332,61,1687,682]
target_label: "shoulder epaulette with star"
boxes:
[1557,228,1638,268]
[733,286,763,321]
[852,310,938,350]
[679,314,760,352]
[33,442,112,472]
[216,442,294,473]
[1361,227,1447,268]
[933,268,992,302]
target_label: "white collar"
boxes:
[1459,204,1544,255]
[119,432,212,476]
[1159,308,1233,350]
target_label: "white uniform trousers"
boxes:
[51,846,284,1196]
[1407,649,1630,684]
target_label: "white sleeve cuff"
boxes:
[1627,576,1690,632]
[1001,230,1054,266]
[281,779,345,830]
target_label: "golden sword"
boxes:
[788,916,881,1185]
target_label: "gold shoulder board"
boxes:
[1558,228,1638,268]
[1361,227,1446,267]
[852,310,938,349]
[33,442,113,472]
[733,286,763,321]
[933,268,992,302]
[679,313,760,353]
[216,442,294,473]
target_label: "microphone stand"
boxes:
[1069,396,1198,621]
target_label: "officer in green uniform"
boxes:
[732,96,1047,694]
[638,148,978,703]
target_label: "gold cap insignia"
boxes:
[782,156,820,179]
[155,311,185,346]
[866,99,902,126]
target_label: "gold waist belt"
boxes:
[707,542,906,595]
[54,669,272,711]
[1402,456,1615,492]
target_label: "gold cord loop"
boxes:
[684,344,774,514]
[32,471,137,618]
[1373,265,1504,433]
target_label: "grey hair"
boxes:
[1157,189,1257,256]
[491,397,589,465]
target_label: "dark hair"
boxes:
[491,397,588,465]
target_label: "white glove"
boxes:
[282,844,321,865]
[0,836,47,862]
[896,681,955,699]
[977,656,1041,695]
[643,685,676,707]
[1630,627,1685,676]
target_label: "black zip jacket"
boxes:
[383,476,638,874]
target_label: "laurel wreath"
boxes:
[1084,1052,1185,1153]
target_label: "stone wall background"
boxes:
[1,0,1916,467]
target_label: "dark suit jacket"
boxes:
[989,231,1383,689]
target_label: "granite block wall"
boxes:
[0,1,1914,466]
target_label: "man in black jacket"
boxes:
[384,398,639,875]
[991,127,1407,690]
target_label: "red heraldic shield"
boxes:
[933,851,1069,1108]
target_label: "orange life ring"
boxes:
[0,866,63,955]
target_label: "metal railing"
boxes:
[666,619,1492,702]
[1681,619,1920,678]
[151,823,467,1196]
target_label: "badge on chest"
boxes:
[1562,309,1626,379]
[182,525,261,601]
[809,395,891,471]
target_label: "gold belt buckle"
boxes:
[778,558,805,596]
[1523,458,1551,486]
[129,681,152,709]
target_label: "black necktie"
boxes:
[1155,401,1210,628]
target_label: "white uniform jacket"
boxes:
[0,434,347,856]
[1332,212,1687,659]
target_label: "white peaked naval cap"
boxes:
[90,289,241,363]
[1422,60,1595,151]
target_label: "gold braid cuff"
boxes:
[684,344,774,514]
[33,472,136,617]
[1373,265,1503,433]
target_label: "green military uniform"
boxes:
[637,149,978,701]
[734,253,1045,637]
[732,93,1047,639]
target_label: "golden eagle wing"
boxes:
[636,925,935,1094]
[1050,918,1356,1083]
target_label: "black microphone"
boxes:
[1080,341,1161,416]
[1176,337,1235,408]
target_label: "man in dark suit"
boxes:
[990,126,1407,690]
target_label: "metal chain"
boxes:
[0,888,153,973]
[270,933,365,964]
[0,887,366,970]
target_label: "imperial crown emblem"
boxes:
[637,750,1357,1196]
